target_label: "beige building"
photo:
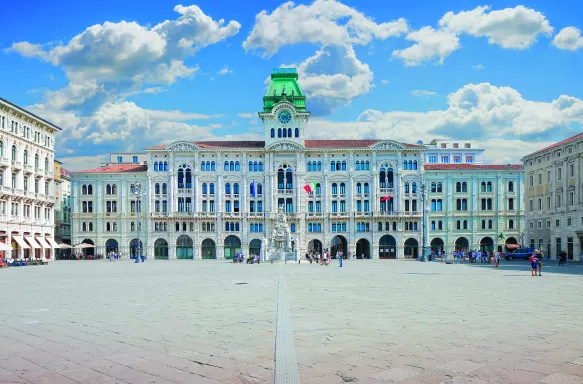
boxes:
[523,132,583,261]
[0,97,62,261]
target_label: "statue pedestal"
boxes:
[267,250,297,263]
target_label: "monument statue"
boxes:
[267,207,297,261]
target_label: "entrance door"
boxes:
[356,239,370,259]
[224,235,241,259]
[379,235,396,259]
[201,239,216,259]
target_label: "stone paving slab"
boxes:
[0,259,582,383]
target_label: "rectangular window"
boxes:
[558,167,562,180]
[117,156,122,163]
[538,173,542,185]
[441,156,449,163]
[465,156,473,163]
[570,164,574,177]
[453,156,461,163]
[529,175,533,187]
[429,156,437,163]
[133,156,138,163]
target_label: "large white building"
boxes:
[71,69,525,260]
[0,97,61,261]
[523,132,583,261]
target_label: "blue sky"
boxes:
[1,0,582,170]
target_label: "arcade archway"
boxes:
[154,239,168,260]
[331,235,347,258]
[308,239,322,254]
[430,238,444,254]
[224,235,241,259]
[201,238,216,259]
[356,239,370,259]
[404,238,419,259]
[176,235,193,259]
[379,235,396,259]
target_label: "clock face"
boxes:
[278,110,292,124]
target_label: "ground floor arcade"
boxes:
[0,229,58,261]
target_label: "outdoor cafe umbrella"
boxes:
[58,244,73,249]
[75,243,95,249]
[505,244,520,250]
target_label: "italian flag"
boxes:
[380,196,392,201]
[304,182,317,193]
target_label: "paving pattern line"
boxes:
[274,269,300,384]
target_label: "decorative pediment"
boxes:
[369,140,406,151]
[266,141,304,152]
[166,141,200,152]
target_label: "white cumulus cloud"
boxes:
[411,90,437,97]
[243,0,408,57]
[392,26,460,66]
[553,26,583,51]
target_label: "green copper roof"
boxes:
[263,68,307,112]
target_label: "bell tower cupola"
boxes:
[259,68,310,148]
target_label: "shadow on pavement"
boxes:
[459,260,583,276]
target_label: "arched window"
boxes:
[330,161,335,171]
[508,181,514,192]
[283,128,287,138]
[277,169,284,189]
[224,161,229,171]
[88,185,93,195]
[201,162,205,171]
[287,128,291,137]
[413,161,418,170]
[230,161,235,171]
[233,183,239,194]
[82,184,87,195]
[23,150,28,164]
[290,223,295,232]
[0,141,3,157]
[235,161,240,171]
[463,220,468,229]
[355,161,360,170]
[387,168,394,188]
[462,182,468,192]
[253,161,258,171]
[278,128,282,138]
[317,161,321,171]
[332,183,338,195]
[412,182,417,193]
[403,161,408,170]
[257,183,263,195]
[106,184,112,194]
[404,182,410,193]
[82,222,86,231]
[185,168,192,188]
[202,183,208,194]
[249,161,253,171]
[341,161,346,170]
[509,219,514,229]
[365,161,370,170]
[155,183,160,194]
[177,169,184,188]
[211,161,216,171]
[12,145,17,161]
[379,168,386,188]
[456,182,461,192]
[364,183,369,194]
[155,161,160,171]
[34,153,39,168]
[89,223,93,231]
[164,161,168,171]
[271,128,275,138]
[408,160,413,169]
[356,182,362,194]
[225,183,231,194]
[307,162,312,172]
[295,128,299,137]
[436,182,442,193]
[487,181,492,192]
[259,162,264,171]
[162,183,167,194]
[481,182,486,192]
[209,183,215,194]
[431,182,436,193]
[285,169,293,189]
[335,161,340,171]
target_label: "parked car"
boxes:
[504,248,536,260]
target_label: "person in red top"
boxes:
[529,251,539,276]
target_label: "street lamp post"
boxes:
[420,180,428,262]
[131,183,145,264]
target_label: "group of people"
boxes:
[305,249,354,266]
[232,251,260,264]
[451,250,501,266]
[107,251,122,261]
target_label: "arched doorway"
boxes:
[201,238,216,259]
[331,235,347,258]
[505,237,518,245]
[379,235,396,259]
[154,239,168,260]
[224,235,241,259]
[83,238,95,256]
[430,238,444,255]
[176,235,193,259]
[455,237,469,252]
[129,239,142,259]
[308,239,322,254]
[249,239,262,258]
[356,239,370,259]
[480,237,494,252]
[105,239,118,254]
[404,238,418,259]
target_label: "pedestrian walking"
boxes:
[529,251,538,276]
[338,253,343,267]
[559,250,567,266]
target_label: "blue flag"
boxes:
[251,180,256,198]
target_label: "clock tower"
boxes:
[259,68,310,148]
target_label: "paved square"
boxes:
[0,260,582,384]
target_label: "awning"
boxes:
[25,236,41,249]
[46,237,60,248]
[12,236,30,249]
[35,237,50,248]
[59,243,73,249]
